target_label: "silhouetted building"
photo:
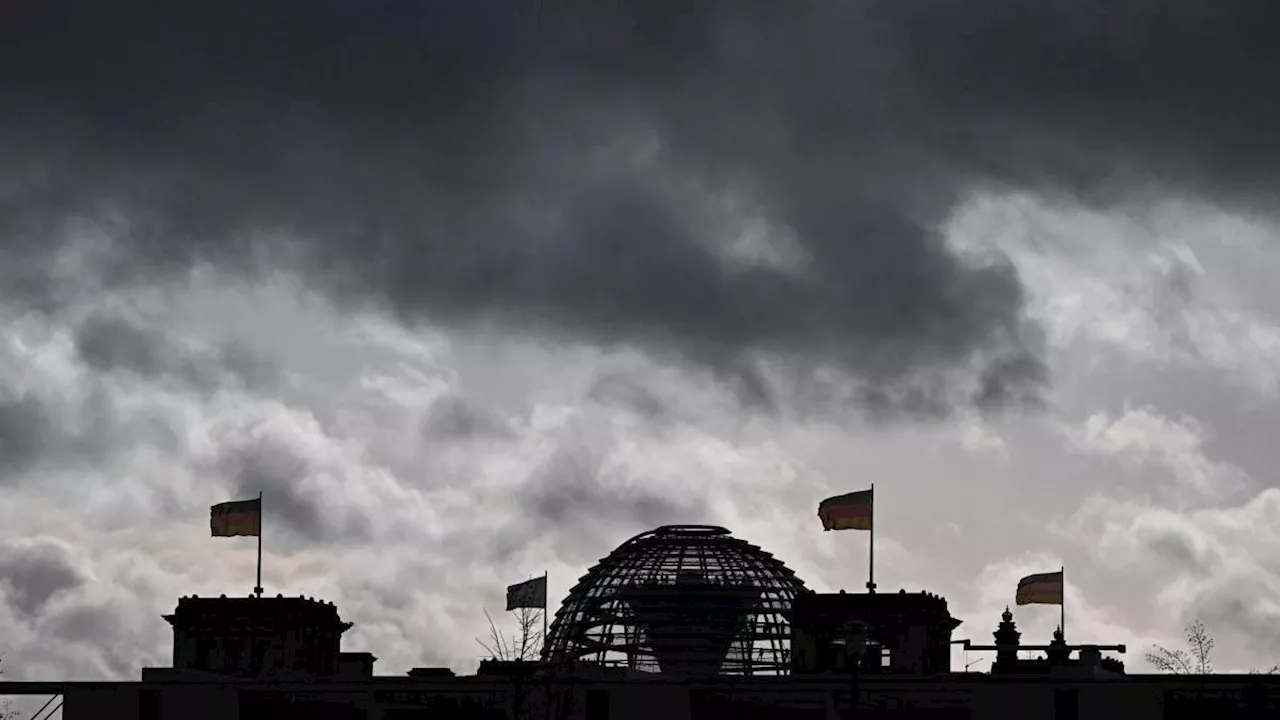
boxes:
[541,525,808,677]
[964,608,1127,679]
[477,659,540,679]
[31,524,1280,719]
[338,652,378,680]
[791,589,962,676]
[148,594,359,680]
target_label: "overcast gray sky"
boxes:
[1,1,1280,686]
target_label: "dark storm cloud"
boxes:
[516,442,708,563]
[881,1,1280,206]
[1196,584,1280,662]
[217,437,374,544]
[0,378,186,487]
[587,372,674,423]
[0,396,53,479]
[74,312,279,391]
[1145,527,1214,574]
[75,315,170,378]
[0,539,87,617]
[421,395,514,442]
[42,600,165,680]
[44,604,113,647]
[4,2,1279,417]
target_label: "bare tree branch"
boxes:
[513,606,545,661]
[1146,619,1220,675]
[1146,645,1194,674]
[476,608,511,661]
[1186,620,1214,674]
[476,607,546,661]
[474,606,552,720]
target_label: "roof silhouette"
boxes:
[541,525,808,677]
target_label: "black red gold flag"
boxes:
[818,489,873,531]
[211,498,262,537]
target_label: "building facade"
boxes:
[42,670,1280,719]
[29,590,1277,719]
[17,526,1279,718]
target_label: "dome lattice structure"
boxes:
[541,525,808,677]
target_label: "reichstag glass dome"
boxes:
[540,525,809,677]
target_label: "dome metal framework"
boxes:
[541,525,809,677]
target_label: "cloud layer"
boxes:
[3,3,1278,417]
[2,0,1280,688]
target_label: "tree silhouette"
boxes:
[475,608,550,720]
[1147,619,1214,674]
[477,606,545,661]
[1146,619,1280,674]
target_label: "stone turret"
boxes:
[1046,626,1070,666]
[992,607,1021,674]
[160,594,353,678]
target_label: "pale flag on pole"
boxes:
[506,576,547,611]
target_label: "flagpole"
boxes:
[866,483,876,593]
[1060,565,1065,641]
[255,492,264,599]
[542,570,549,643]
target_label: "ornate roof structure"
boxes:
[541,525,808,677]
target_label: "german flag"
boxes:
[211,498,262,537]
[1015,571,1064,606]
[818,488,873,531]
